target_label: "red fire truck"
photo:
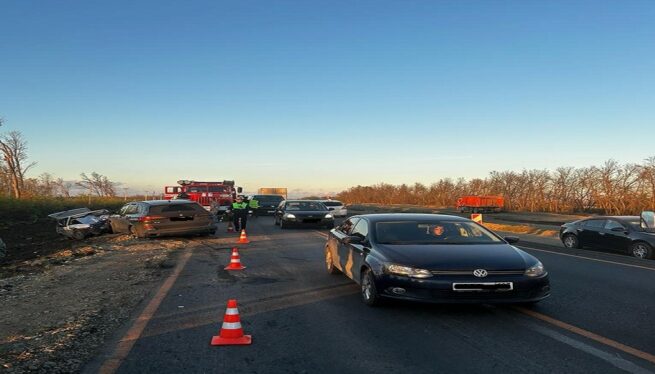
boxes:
[164,180,242,213]
[456,195,504,213]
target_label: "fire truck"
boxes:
[164,180,242,213]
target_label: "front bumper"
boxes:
[374,273,551,304]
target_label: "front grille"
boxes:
[302,219,320,223]
[431,270,525,276]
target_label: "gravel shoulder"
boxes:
[0,234,189,373]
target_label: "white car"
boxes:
[321,200,347,217]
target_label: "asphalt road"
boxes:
[87,216,655,374]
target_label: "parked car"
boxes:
[559,211,655,259]
[274,200,335,229]
[325,213,550,306]
[110,200,216,238]
[321,200,347,217]
[250,194,285,215]
[48,208,111,240]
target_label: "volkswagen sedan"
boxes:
[324,214,550,306]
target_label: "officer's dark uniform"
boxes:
[230,198,249,232]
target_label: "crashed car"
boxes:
[48,208,112,240]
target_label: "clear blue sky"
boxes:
[2,1,654,196]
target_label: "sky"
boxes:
[1,0,654,197]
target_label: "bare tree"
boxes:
[0,131,36,198]
[76,172,117,197]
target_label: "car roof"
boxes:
[348,213,470,223]
[137,200,199,206]
[583,216,639,221]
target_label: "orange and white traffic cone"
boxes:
[237,229,250,244]
[210,299,252,346]
[224,247,245,270]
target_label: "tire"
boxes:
[325,247,340,274]
[630,242,653,259]
[72,230,85,240]
[562,234,580,249]
[361,268,381,306]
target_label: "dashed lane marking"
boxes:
[514,307,655,365]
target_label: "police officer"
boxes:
[229,195,249,232]
[248,196,260,218]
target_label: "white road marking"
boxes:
[519,246,655,272]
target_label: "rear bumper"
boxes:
[139,224,216,238]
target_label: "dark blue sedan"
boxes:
[324,214,550,306]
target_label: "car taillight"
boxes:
[138,215,165,222]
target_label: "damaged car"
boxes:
[48,208,112,240]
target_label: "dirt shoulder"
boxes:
[0,234,188,373]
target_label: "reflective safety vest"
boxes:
[232,202,248,210]
[249,199,259,209]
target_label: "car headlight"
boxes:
[386,264,432,278]
[524,261,546,277]
[284,213,296,219]
[325,214,333,219]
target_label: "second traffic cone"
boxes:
[224,247,245,270]
[211,299,252,346]
[237,229,250,244]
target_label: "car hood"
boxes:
[375,243,529,271]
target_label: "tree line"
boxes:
[0,118,117,199]
[336,157,655,215]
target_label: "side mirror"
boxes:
[611,226,626,232]
[343,235,364,245]
[504,236,520,244]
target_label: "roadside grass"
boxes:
[0,197,126,227]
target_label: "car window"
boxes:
[351,220,369,238]
[338,218,359,235]
[322,201,343,207]
[583,219,606,229]
[124,204,139,215]
[374,220,502,245]
[150,204,197,214]
[285,201,327,211]
[604,220,625,230]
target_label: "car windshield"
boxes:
[257,195,284,203]
[285,201,327,211]
[375,220,503,245]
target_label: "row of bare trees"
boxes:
[1,118,117,198]
[336,158,655,215]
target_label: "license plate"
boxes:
[267,210,275,213]
[452,282,513,292]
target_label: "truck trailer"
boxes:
[456,195,504,213]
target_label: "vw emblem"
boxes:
[473,269,488,278]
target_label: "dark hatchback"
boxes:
[251,194,285,215]
[325,214,550,306]
[559,214,655,259]
[110,200,216,238]
[274,200,335,229]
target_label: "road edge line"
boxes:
[98,247,194,374]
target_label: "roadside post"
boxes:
[471,213,483,223]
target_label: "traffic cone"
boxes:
[237,229,250,244]
[211,299,252,346]
[224,247,245,270]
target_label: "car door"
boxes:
[329,218,358,277]
[110,203,138,233]
[578,219,606,249]
[600,219,632,252]
[346,219,371,284]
